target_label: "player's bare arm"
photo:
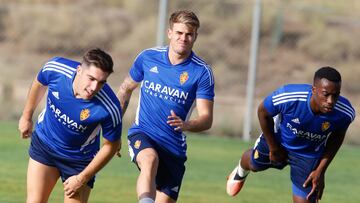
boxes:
[63,138,121,198]
[116,75,139,116]
[167,98,213,132]
[304,127,348,201]
[257,101,287,164]
[18,78,47,139]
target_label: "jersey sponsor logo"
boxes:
[286,122,328,142]
[291,118,300,124]
[52,91,60,99]
[179,71,189,85]
[48,98,87,132]
[321,121,330,131]
[134,140,141,149]
[143,80,189,104]
[149,66,159,73]
[80,109,90,121]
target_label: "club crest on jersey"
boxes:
[321,121,330,131]
[80,109,90,121]
[179,71,189,85]
[254,149,259,159]
[134,140,141,149]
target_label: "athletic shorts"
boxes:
[29,131,95,188]
[128,132,187,201]
[250,134,320,201]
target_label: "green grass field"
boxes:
[1,121,359,203]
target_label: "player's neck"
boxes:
[72,76,81,98]
[168,49,191,65]
[309,97,321,115]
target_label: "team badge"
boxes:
[321,121,330,131]
[80,109,90,121]
[134,140,141,149]
[254,149,259,159]
[179,71,189,85]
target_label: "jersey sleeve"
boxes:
[263,86,287,116]
[99,85,123,142]
[335,97,356,131]
[101,114,122,142]
[196,66,215,101]
[129,52,145,82]
[37,57,61,85]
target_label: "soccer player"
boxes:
[117,10,215,203]
[18,48,122,203]
[226,67,355,203]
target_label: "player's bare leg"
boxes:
[240,149,255,170]
[155,191,176,203]
[64,185,91,203]
[27,157,60,203]
[136,148,159,203]
[226,149,253,196]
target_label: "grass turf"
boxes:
[1,121,359,202]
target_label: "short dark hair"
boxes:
[314,66,341,83]
[82,48,114,74]
[169,10,200,30]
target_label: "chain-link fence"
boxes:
[0,0,359,143]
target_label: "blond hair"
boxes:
[169,10,200,30]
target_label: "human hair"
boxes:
[313,66,341,84]
[169,10,200,30]
[82,48,114,74]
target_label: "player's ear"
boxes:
[311,85,316,95]
[167,28,172,39]
[76,65,82,74]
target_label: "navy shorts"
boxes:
[29,131,95,188]
[128,132,186,201]
[250,134,320,201]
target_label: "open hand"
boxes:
[303,170,325,202]
[167,110,188,131]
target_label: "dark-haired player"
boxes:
[226,66,355,203]
[18,48,122,203]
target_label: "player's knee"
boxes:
[138,151,159,170]
[248,164,259,172]
[27,195,47,203]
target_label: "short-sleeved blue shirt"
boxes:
[263,84,355,158]
[35,57,122,161]
[128,46,215,158]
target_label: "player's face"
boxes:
[311,78,341,114]
[168,23,197,56]
[74,64,109,100]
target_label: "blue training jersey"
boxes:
[35,57,122,161]
[263,84,355,158]
[128,46,215,158]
